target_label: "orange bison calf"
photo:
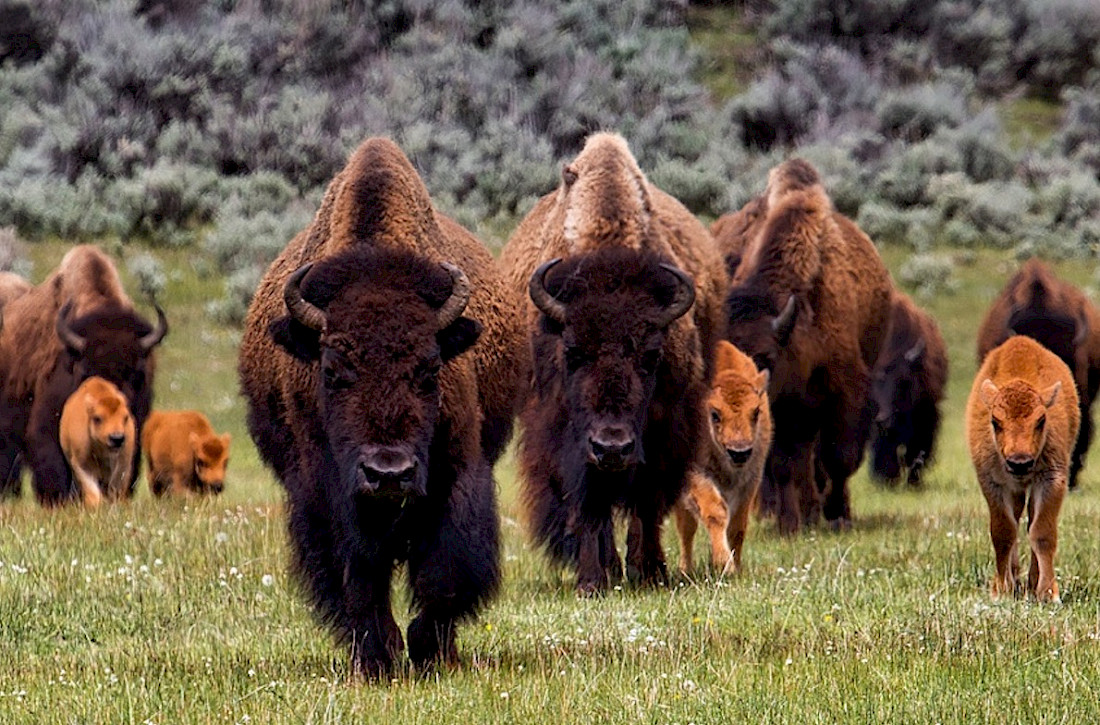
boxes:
[142,411,231,496]
[59,376,135,507]
[966,335,1079,601]
[674,341,772,574]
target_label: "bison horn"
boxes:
[653,264,696,328]
[904,338,926,364]
[139,302,169,352]
[1074,310,1089,346]
[437,263,471,329]
[56,301,87,354]
[284,263,327,332]
[529,258,567,324]
[772,295,798,335]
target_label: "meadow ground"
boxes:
[4,242,1100,723]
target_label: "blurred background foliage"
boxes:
[0,0,1098,321]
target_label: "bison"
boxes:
[976,258,1100,490]
[58,376,135,507]
[142,410,231,497]
[869,291,948,487]
[673,340,772,574]
[238,137,523,676]
[498,132,727,593]
[0,245,167,505]
[723,159,892,534]
[0,271,31,312]
[966,335,1079,602]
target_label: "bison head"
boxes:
[1007,304,1086,375]
[529,248,694,473]
[708,341,769,465]
[979,378,1062,477]
[57,301,168,416]
[81,378,134,453]
[872,338,926,428]
[724,289,799,378]
[191,431,231,495]
[270,249,481,501]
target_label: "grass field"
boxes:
[4,242,1100,723]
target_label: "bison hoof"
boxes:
[826,517,852,532]
[408,616,457,668]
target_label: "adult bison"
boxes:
[869,291,948,487]
[724,159,892,534]
[499,132,727,593]
[976,258,1100,490]
[0,246,167,504]
[238,137,523,676]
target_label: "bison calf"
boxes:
[966,335,1079,602]
[674,341,772,574]
[59,376,135,507]
[142,410,230,497]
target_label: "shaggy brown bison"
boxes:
[724,159,891,534]
[238,137,522,676]
[967,335,1079,601]
[0,271,31,313]
[142,410,231,497]
[869,291,948,487]
[59,376,135,507]
[673,340,772,574]
[0,245,167,504]
[976,258,1100,490]
[499,132,727,593]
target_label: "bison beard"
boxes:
[520,248,702,594]
[257,249,500,676]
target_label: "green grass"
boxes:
[686,4,761,103]
[998,95,1064,150]
[5,243,1100,723]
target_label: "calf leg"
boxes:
[70,462,104,508]
[672,500,697,574]
[986,491,1023,598]
[1027,478,1065,602]
[726,481,759,573]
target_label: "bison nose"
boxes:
[358,448,420,495]
[1005,455,1035,476]
[588,426,636,471]
[107,433,126,449]
[727,446,753,464]
[208,481,225,495]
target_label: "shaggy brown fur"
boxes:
[142,410,230,497]
[499,132,728,593]
[673,341,772,574]
[724,159,892,534]
[0,245,166,504]
[976,258,1100,489]
[0,271,31,316]
[869,291,948,487]
[710,197,764,275]
[966,335,1079,602]
[59,376,135,507]
[238,137,516,676]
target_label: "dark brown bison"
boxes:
[0,246,167,504]
[976,258,1100,490]
[869,291,948,487]
[499,132,727,594]
[724,159,892,534]
[238,138,523,677]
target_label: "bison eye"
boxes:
[639,349,661,375]
[1037,416,1046,432]
[91,416,103,425]
[710,409,721,426]
[991,419,1002,434]
[564,346,588,372]
[751,408,760,426]
[321,349,357,390]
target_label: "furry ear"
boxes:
[755,368,770,394]
[437,317,482,363]
[1041,381,1062,408]
[221,433,232,448]
[979,379,998,407]
[269,316,321,361]
[904,338,926,365]
[188,431,200,449]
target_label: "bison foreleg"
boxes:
[69,462,104,508]
[1027,478,1065,602]
[27,400,78,505]
[986,490,1023,599]
[344,565,403,678]
[625,510,668,587]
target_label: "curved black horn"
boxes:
[139,302,169,352]
[529,258,567,324]
[56,301,87,354]
[284,263,326,332]
[653,263,696,327]
[771,295,798,342]
[1074,309,1089,346]
[904,337,926,364]
[437,263,471,329]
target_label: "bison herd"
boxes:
[3,132,1096,674]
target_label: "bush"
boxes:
[898,252,957,298]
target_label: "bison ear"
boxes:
[221,433,232,448]
[755,369,770,394]
[979,379,999,407]
[1041,381,1062,408]
[269,316,321,361]
[437,316,482,363]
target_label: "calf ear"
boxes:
[438,317,482,363]
[269,316,321,361]
[1041,381,1062,408]
[979,379,998,407]
[755,369,770,394]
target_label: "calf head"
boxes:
[724,289,799,380]
[270,249,481,501]
[190,431,231,494]
[872,338,926,427]
[979,378,1061,477]
[57,302,168,418]
[708,341,769,465]
[83,379,133,452]
[529,248,695,473]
